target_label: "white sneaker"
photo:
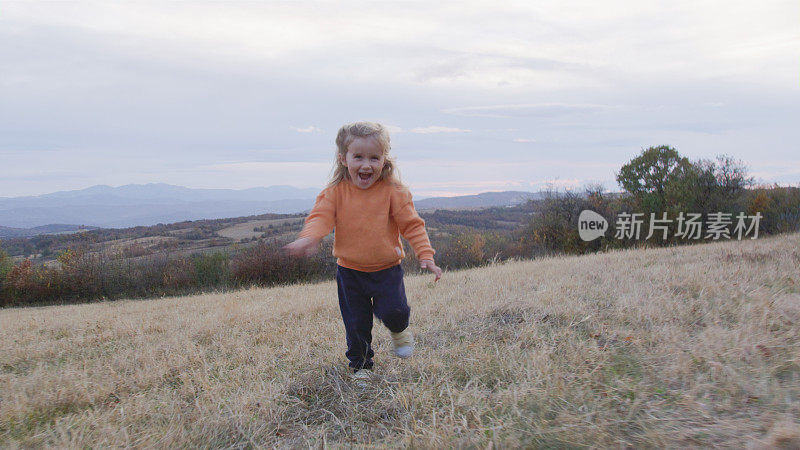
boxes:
[351,368,374,387]
[391,329,414,358]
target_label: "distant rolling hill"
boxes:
[0,184,547,237]
[0,183,320,230]
[414,191,545,210]
[0,224,99,239]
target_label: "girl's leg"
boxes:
[367,264,410,333]
[336,265,375,371]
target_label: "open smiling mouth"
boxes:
[358,173,372,182]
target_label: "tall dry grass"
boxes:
[1,233,799,448]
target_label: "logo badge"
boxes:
[578,210,608,241]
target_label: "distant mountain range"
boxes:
[0,224,101,239]
[414,191,545,210]
[0,183,546,237]
[0,183,320,230]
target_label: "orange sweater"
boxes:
[297,178,435,272]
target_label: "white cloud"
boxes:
[542,178,584,190]
[385,125,404,134]
[185,161,331,190]
[513,138,536,143]
[409,126,471,134]
[199,161,330,172]
[294,126,322,133]
[443,103,611,118]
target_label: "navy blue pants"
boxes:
[336,263,411,372]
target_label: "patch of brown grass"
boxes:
[1,233,799,447]
[217,218,301,241]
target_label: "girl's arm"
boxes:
[419,259,442,282]
[391,187,442,281]
[283,236,321,257]
[283,189,336,257]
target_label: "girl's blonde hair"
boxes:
[327,121,403,189]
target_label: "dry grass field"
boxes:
[217,219,304,241]
[1,233,799,448]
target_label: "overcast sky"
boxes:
[2,1,798,198]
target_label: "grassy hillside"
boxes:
[1,233,799,447]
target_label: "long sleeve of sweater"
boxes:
[390,188,435,261]
[297,189,335,241]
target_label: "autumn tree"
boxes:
[616,145,693,213]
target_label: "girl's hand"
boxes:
[282,237,320,257]
[419,259,442,282]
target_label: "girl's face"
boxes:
[339,136,386,189]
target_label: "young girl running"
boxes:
[283,121,442,381]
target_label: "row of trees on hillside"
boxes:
[616,145,751,217]
[524,145,798,253]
